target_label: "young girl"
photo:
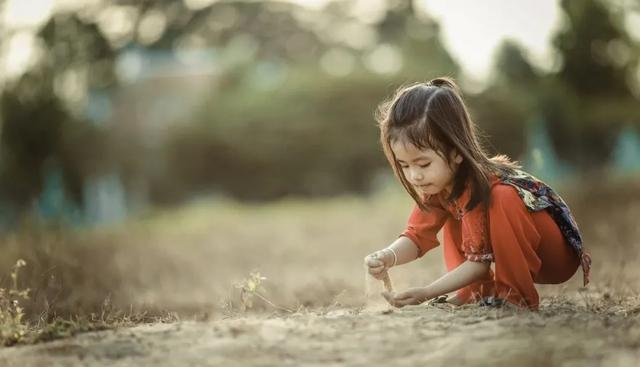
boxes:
[364,77,591,310]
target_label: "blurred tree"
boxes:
[482,0,640,171]
[162,0,461,202]
[0,72,65,211]
[493,40,539,87]
[0,12,117,218]
[0,71,104,214]
[554,0,636,97]
[550,0,640,167]
[466,88,528,161]
[1,0,461,210]
[372,0,459,77]
[39,13,117,92]
[467,40,540,162]
[98,0,327,63]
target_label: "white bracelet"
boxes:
[385,247,398,268]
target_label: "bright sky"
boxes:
[420,0,563,82]
[2,0,562,82]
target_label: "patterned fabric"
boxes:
[498,169,592,287]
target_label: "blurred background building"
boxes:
[0,0,639,228]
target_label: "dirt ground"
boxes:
[1,297,639,367]
[0,183,639,366]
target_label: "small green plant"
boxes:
[0,259,31,346]
[235,271,267,310]
[235,271,293,313]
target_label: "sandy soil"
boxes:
[2,186,639,366]
[1,298,639,367]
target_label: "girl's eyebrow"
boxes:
[396,156,432,163]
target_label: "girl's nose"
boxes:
[411,169,424,182]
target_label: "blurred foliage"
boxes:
[0,0,639,216]
[163,74,392,201]
[147,0,458,203]
[554,0,634,98]
[548,0,640,166]
[474,0,640,169]
[0,71,107,213]
[0,10,117,216]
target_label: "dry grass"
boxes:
[0,175,639,352]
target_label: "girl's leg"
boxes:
[442,218,495,304]
[488,184,545,309]
[488,184,581,310]
[530,210,580,284]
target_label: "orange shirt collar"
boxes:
[437,173,500,216]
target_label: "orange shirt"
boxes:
[401,169,591,290]
[401,175,502,262]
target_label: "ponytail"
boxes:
[427,77,461,95]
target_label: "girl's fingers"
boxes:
[393,291,412,300]
[381,291,395,305]
[368,265,385,274]
[381,291,408,308]
[365,258,383,267]
[390,294,417,307]
[394,297,418,307]
[381,290,422,308]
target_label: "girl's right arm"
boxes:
[384,235,420,266]
[364,236,419,279]
[366,198,447,277]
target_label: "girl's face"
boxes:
[391,139,463,197]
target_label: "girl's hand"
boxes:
[381,287,432,308]
[363,249,394,280]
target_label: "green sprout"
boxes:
[235,271,267,310]
[1,259,31,346]
[235,271,293,313]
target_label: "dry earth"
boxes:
[0,183,639,366]
[1,296,639,367]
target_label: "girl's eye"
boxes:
[399,163,429,169]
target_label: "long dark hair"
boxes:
[376,77,520,211]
